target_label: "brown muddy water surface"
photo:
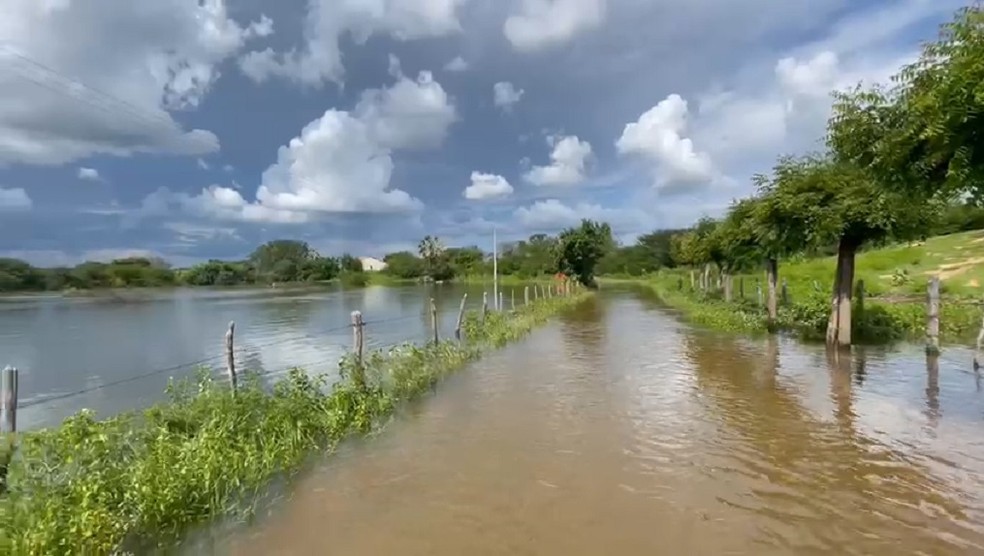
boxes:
[191,291,984,555]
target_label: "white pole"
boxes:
[493,227,499,311]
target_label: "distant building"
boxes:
[359,257,387,272]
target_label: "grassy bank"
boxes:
[0,293,590,555]
[609,230,984,345]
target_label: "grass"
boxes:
[0,292,590,555]
[606,230,984,345]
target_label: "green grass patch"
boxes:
[628,273,983,345]
[0,293,590,555]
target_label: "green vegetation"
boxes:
[595,6,984,347]
[0,292,591,555]
[621,229,984,344]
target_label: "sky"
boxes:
[0,0,968,267]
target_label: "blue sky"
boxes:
[0,0,967,267]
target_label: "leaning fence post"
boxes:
[225,321,237,392]
[927,276,941,355]
[1,366,17,435]
[524,286,530,306]
[430,298,439,344]
[534,284,539,300]
[482,292,489,319]
[455,293,468,341]
[351,310,365,387]
[511,289,516,310]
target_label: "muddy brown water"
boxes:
[191,290,984,555]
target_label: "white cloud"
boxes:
[443,56,469,72]
[197,158,210,170]
[223,164,234,172]
[504,0,605,52]
[77,167,101,181]
[525,135,592,186]
[163,221,242,244]
[513,198,649,233]
[142,68,456,223]
[353,70,457,149]
[239,0,467,86]
[464,171,513,200]
[616,94,715,187]
[0,187,31,210]
[691,49,916,177]
[0,0,272,165]
[493,81,524,111]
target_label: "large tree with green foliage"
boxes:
[555,219,614,286]
[383,251,425,279]
[417,235,454,281]
[755,154,938,345]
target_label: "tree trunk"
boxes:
[723,272,733,302]
[765,258,778,327]
[826,237,858,347]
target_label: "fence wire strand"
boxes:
[15,311,438,411]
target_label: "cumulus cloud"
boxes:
[0,0,271,165]
[464,172,513,200]
[353,69,458,149]
[143,68,457,223]
[239,0,467,86]
[616,94,715,188]
[513,198,650,233]
[493,81,524,111]
[525,135,592,186]
[77,167,101,181]
[443,56,469,72]
[504,0,605,52]
[0,187,31,210]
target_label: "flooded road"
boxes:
[202,291,984,555]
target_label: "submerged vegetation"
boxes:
[0,293,589,555]
[630,230,984,345]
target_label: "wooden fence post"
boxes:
[351,311,365,386]
[1,366,17,435]
[534,285,539,300]
[225,321,237,391]
[974,308,984,370]
[738,276,745,299]
[511,289,516,310]
[927,276,941,355]
[430,298,439,344]
[482,292,489,319]
[499,291,504,312]
[454,293,468,341]
[524,286,530,306]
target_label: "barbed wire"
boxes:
[15,312,438,411]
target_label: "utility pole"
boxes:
[493,227,499,311]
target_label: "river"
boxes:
[181,288,984,555]
[0,282,507,430]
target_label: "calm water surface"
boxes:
[190,289,984,555]
[0,283,501,429]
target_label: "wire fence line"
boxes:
[8,309,456,414]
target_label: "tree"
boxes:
[249,240,314,283]
[555,219,614,287]
[339,253,363,273]
[383,251,425,279]
[755,154,938,346]
[417,235,454,281]
[447,246,485,277]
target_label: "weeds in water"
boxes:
[640,276,982,345]
[0,294,589,555]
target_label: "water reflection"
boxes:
[5,283,511,430]
[173,291,984,554]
